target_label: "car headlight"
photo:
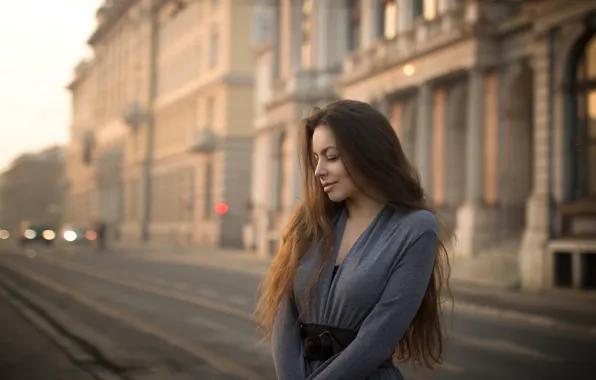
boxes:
[42,230,56,240]
[24,229,36,239]
[0,230,9,240]
[64,230,77,242]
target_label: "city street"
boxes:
[0,245,595,380]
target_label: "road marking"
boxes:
[36,255,254,323]
[199,289,218,298]
[229,296,250,306]
[0,258,266,380]
[452,331,562,362]
[172,282,189,291]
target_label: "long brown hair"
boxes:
[256,99,452,369]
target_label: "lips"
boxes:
[322,182,337,193]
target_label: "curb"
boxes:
[450,300,596,337]
[0,274,134,380]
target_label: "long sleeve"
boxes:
[306,231,438,380]
[271,296,307,380]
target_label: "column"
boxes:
[291,121,302,208]
[465,69,485,204]
[290,0,303,73]
[377,97,391,119]
[328,0,349,68]
[416,84,433,195]
[313,0,329,70]
[361,0,380,48]
[268,129,283,213]
[397,0,413,33]
[519,36,552,291]
[454,68,499,258]
[432,88,446,206]
[437,0,450,13]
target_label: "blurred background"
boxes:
[0,1,595,379]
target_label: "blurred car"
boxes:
[19,224,57,246]
[61,224,97,244]
[0,228,10,240]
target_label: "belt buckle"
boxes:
[316,331,334,359]
[304,330,333,360]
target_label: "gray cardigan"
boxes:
[271,204,438,380]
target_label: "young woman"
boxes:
[256,99,451,380]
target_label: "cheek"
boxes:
[330,161,349,180]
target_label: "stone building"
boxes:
[249,0,596,291]
[67,0,255,247]
[149,0,254,247]
[67,0,157,241]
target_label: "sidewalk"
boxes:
[107,242,596,335]
[0,288,96,380]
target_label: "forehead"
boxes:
[312,125,337,152]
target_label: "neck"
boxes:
[345,194,385,220]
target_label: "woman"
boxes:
[256,100,451,380]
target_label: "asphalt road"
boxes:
[0,246,595,380]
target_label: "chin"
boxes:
[326,192,347,203]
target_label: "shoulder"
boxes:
[377,207,439,269]
[384,206,438,241]
[401,209,438,235]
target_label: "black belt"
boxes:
[300,323,394,367]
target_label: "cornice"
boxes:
[87,0,137,45]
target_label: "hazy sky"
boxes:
[0,0,102,171]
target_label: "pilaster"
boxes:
[416,84,433,194]
[455,69,499,257]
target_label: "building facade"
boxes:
[67,0,255,247]
[250,0,596,291]
[149,0,254,247]
[67,0,156,241]
[248,0,350,254]
[67,60,98,228]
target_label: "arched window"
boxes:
[572,30,596,200]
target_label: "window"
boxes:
[383,0,398,40]
[204,162,213,219]
[348,0,361,51]
[423,0,438,21]
[206,96,215,129]
[574,33,596,199]
[414,0,438,21]
[209,30,219,68]
[275,131,286,211]
[413,0,423,19]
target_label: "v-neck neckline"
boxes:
[333,203,387,267]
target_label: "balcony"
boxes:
[188,129,217,153]
[266,69,339,110]
[123,101,144,130]
[341,2,477,85]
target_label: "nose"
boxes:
[314,161,327,179]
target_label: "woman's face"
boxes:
[312,125,358,203]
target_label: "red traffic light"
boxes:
[214,202,229,215]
